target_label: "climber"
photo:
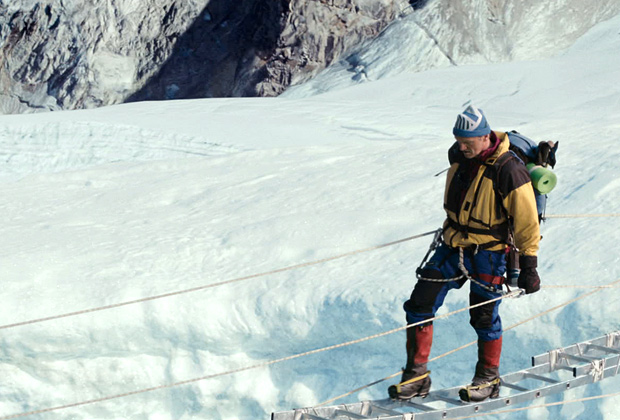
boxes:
[388,105,541,403]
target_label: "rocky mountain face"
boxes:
[1,0,619,114]
[0,0,405,114]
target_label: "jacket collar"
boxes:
[481,131,510,164]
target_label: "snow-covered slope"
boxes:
[1,9,620,420]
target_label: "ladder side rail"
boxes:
[277,405,350,420]
[413,373,597,420]
[532,333,618,366]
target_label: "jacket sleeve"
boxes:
[501,166,540,257]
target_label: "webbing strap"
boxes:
[461,377,501,400]
[395,371,431,393]
[446,218,509,246]
[478,273,505,286]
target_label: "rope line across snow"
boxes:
[5,277,620,419]
[0,230,441,331]
[3,212,618,331]
[2,216,620,418]
[545,213,620,219]
[0,291,520,419]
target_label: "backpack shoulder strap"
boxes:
[486,151,521,220]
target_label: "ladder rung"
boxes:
[524,373,559,383]
[369,405,403,416]
[561,353,598,364]
[334,409,369,419]
[587,344,620,355]
[501,381,529,392]
[403,400,437,412]
[301,414,330,420]
[431,393,463,405]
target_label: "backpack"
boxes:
[497,131,558,285]
[499,130,559,219]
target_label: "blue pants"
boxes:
[404,243,506,342]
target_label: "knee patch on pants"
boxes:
[404,269,446,324]
[469,291,502,340]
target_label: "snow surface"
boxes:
[1,9,620,420]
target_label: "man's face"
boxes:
[455,135,489,159]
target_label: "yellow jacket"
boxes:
[442,131,540,257]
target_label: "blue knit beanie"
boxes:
[452,105,491,137]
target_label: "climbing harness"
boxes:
[415,228,514,295]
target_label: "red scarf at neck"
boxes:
[478,131,500,162]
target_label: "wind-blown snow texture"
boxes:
[1,9,620,420]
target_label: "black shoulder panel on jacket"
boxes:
[448,142,464,165]
[496,154,531,197]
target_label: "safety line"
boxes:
[542,285,620,289]
[316,276,620,406]
[0,230,441,331]
[452,390,620,420]
[0,290,521,419]
[545,213,620,219]
[2,211,616,331]
[5,278,619,417]
[1,215,616,416]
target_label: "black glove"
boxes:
[518,255,541,294]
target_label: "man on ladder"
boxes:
[388,105,542,402]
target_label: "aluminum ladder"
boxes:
[271,331,620,420]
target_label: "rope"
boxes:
[1,214,617,414]
[545,213,620,219]
[316,276,620,406]
[2,213,617,417]
[456,247,502,293]
[3,210,617,331]
[0,290,522,420]
[0,230,441,331]
[542,285,620,289]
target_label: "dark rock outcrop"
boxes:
[0,0,404,113]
